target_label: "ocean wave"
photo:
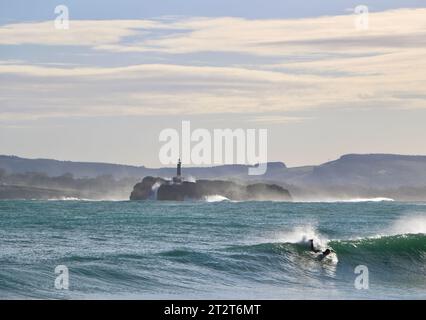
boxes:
[299,197,395,203]
[329,233,426,255]
[227,233,426,266]
[54,197,88,201]
[46,197,127,201]
[203,195,231,202]
[228,222,426,271]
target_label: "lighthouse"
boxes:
[173,158,182,184]
[177,158,182,177]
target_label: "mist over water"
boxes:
[0,200,425,299]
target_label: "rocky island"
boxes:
[130,160,292,201]
[130,176,292,201]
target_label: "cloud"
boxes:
[0,20,165,47]
[1,58,423,122]
[1,9,425,55]
[94,9,426,55]
[0,8,425,121]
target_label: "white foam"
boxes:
[338,197,394,203]
[48,197,86,201]
[47,197,126,201]
[277,224,329,250]
[320,251,339,264]
[150,182,161,200]
[185,176,197,183]
[204,195,230,202]
[298,197,394,203]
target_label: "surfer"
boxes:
[309,239,333,259]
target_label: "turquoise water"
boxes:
[0,200,425,299]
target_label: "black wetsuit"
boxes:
[309,240,321,253]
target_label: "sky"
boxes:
[0,0,425,168]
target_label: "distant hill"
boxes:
[0,155,286,180]
[296,154,426,188]
[0,155,148,179]
[1,154,426,200]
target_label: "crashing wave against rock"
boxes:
[130,176,292,201]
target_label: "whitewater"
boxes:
[0,200,424,299]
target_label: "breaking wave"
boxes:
[301,197,395,203]
[203,195,231,202]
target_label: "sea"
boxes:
[0,198,425,299]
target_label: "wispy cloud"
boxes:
[0,20,162,46]
[0,8,425,121]
[1,9,425,55]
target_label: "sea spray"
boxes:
[389,215,426,235]
[150,182,161,200]
[203,195,230,202]
[276,225,329,250]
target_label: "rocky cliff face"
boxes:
[130,176,292,201]
[129,176,166,200]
